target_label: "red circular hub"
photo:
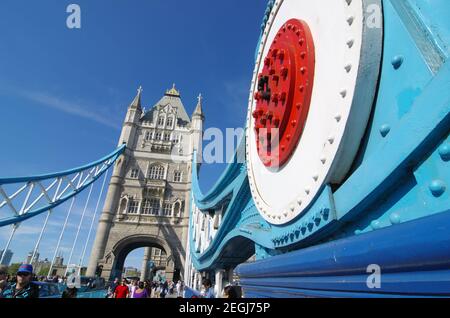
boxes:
[253,19,315,168]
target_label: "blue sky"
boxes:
[0,0,266,270]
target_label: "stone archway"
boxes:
[100,234,181,281]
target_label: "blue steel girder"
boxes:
[0,144,126,227]
[188,0,450,276]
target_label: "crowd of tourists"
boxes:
[107,277,185,298]
[1,264,240,299]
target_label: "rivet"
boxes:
[335,114,342,122]
[429,180,446,197]
[290,205,295,212]
[320,156,326,164]
[347,16,354,25]
[305,188,310,195]
[313,175,319,181]
[340,90,347,98]
[371,220,381,230]
[347,39,354,48]
[390,213,401,225]
[328,136,335,144]
[438,144,450,161]
[391,56,404,70]
[297,198,302,206]
[344,64,352,73]
[380,124,390,137]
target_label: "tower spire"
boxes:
[193,93,204,119]
[130,85,143,109]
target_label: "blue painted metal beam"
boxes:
[0,145,125,227]
[236,209,450,297]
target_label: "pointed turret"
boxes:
[130,85,143,110]
[192,93,205,120]
[191,93,204,164]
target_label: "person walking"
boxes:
[107,278,119,298]
[0,264,39,298]
[0,265,9,296]
[113,278,130,298]
[129,280,138,298]
[201,279,215,298]
[131,282,148,298]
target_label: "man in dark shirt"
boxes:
[1,264,39,298]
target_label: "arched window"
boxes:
[163,203,172,216]
[174,171,182,182]
[158,116,165,126]
[119,198,128,214]
[173,201,182,216]
[148,165,165,180]
[127,199,139,214]
[144,131,152,141]
[167,116,174,128]
[149,198,160,215]
[154,132,162,140]
[141,199,151,215]
[130,168,139,179]
[164,133,171,141]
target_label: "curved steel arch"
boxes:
[0,144,126,227]
[185,0,450,298]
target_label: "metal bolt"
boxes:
[271,93,279,102]
[391,55,404,70]
[380,124,390,137]
[371,220,381,230]
[390,213,401,225]
[438,144,450,161]
[429,180,446,197]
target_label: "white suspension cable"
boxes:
[65,183,94,275]
[48,173,84,277]
[0,224,18,264]
[47,197,76,277]
[78,170,109,272]
[0,183,35,264]
[30,178,63,265]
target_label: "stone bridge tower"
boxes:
[86,85,204,281]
